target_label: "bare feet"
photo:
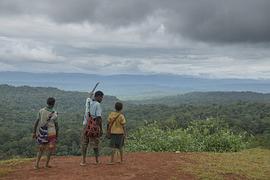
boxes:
[80,162,87,166]
[107,162,115,165]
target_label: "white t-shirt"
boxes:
[83,97,102,125]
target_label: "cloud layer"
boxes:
[0,0,270,79]
[1,0,270,42]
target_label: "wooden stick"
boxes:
[91,82,100,93]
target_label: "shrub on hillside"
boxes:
[126,119,248,152]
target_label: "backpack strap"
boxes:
[44,111,55,126]
[109,113,121,130]
[88,100,91,116]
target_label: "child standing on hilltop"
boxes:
[107,102,127,164]
[80,91,104,166]
[32,97,58,169]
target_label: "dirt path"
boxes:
[1,153,195,180]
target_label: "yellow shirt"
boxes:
[108,112,126,134]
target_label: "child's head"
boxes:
[94,90,104,103]
[115,102,123,112]
[47,97,55,107]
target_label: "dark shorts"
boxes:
[110,134,125,149]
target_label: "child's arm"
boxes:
[85,98,91,116]
[107,113,112,132]
[120,114,127,138]
[95,116,103,137]
[55,121,59,139]
[51,112,59,139]
[32,118,39,139]
[32,111,40,139]
[89,91,94,99]
[123,125,127,138]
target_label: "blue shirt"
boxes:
[83,97,102,125]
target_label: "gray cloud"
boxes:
[164,0,270,43]
[1,34,270,79]
[1,0,270,43]
[0,0,270,79]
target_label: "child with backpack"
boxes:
[107,102,127,164]
[32,97,58,169]
[80,91,104,166]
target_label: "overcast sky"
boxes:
[0,0,270,79]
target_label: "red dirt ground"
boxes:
[1,152,196,180]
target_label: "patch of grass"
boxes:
[0,167,13,177]
[179,148,270,180]
[0,158,33,177]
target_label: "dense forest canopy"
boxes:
[0,85,269,159]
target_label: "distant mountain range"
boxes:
[0,84,119,113]
[1,71,270,100]
[131,91,270,106]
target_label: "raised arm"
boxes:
[85,98,91,116]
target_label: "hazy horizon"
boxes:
[1,71,270,100]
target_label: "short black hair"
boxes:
[47,97,55,106]
[115,102,123,111]
[95,91,104,97]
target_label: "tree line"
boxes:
[0,85,269,159]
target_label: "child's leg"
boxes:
[81,144,88,164]
[35,148,44,169]
[119,135,125,163]
[93,148,99,163]
[81,135,89,165]
[119,148,124,162]
[46,143,56,167]
[45,151,52,167]
[110,148,116,164]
